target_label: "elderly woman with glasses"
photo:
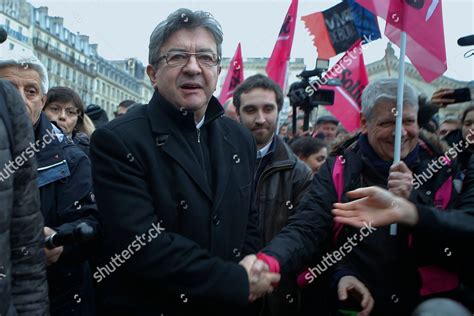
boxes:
[43,86,95,155]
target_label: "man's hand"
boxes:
[44,226,63,266]
[239,255,281,302]
[431,88,455,108]
[332,186,419,228]
[388,161,413,199]
[338,275,374,316]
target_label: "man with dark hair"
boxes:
[114,99,136,118]
[233,74,313,315]
[90,9,278,315]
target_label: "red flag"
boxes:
[218,43,244,104]
[319,41,368,132]
[266,0,298,90]
[356,0,447,83]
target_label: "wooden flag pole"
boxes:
[391,31,407,236]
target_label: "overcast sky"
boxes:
[29,0,474,82]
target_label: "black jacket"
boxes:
[35,113,100,316]
[90,91,261,315]
[0,80,49,315]
[255,136,312,316]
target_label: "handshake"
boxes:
[239,254,281,302]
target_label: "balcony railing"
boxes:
[0,25,29,43]
[32,37,97,77]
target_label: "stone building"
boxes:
[0,0,154,118]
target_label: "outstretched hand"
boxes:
[332,186,418,228]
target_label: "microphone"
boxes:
[457,35,474,47]
[45,222,96,249]
[0,28,7,44]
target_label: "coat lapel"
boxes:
[147,91,213,201]
[209,121,238,211]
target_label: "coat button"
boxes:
[212,215,220,226]
[426,190,432,196]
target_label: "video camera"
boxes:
[288,58,337,134]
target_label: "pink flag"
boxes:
[266,0,298,90]
[218,43,244,104]
[356,0,447,83]
[319,41,368,133]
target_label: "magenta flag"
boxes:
[319,41,368,133]
[266,0,298,90]
[218,43,244,104]
[356,0,447,83]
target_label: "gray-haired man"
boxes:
[90,8,278,316]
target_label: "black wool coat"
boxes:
[90,91,261,316]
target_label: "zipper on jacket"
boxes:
[196,128,201,143]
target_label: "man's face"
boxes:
[0,66,45,124]
[316,122,337,142]
[361,101,419,161]
[146,27,221,117]
[279,125,288,136]
[238,88,279,148]
[43,101,79,135]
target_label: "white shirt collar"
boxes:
[257,136,274,159]
[196,115,205,129]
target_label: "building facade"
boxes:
[0,0,154,118]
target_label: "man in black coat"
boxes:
[90,8,279,316]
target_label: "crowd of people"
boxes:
[1,7,473,316]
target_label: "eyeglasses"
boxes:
[156,51,221,67]
[47,104,80,118]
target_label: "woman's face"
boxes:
[302,147,328,174]
[43,101,80,135]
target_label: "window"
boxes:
[65,31,68,41]
[46,17,50,29]
[56,63,61,76]
[5,19,10,28]
[8,43,14,50]
[18,26,22,35]
[55,24,59,35]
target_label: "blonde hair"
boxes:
[81,114,96,137]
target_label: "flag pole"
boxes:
[391,31,407,236]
